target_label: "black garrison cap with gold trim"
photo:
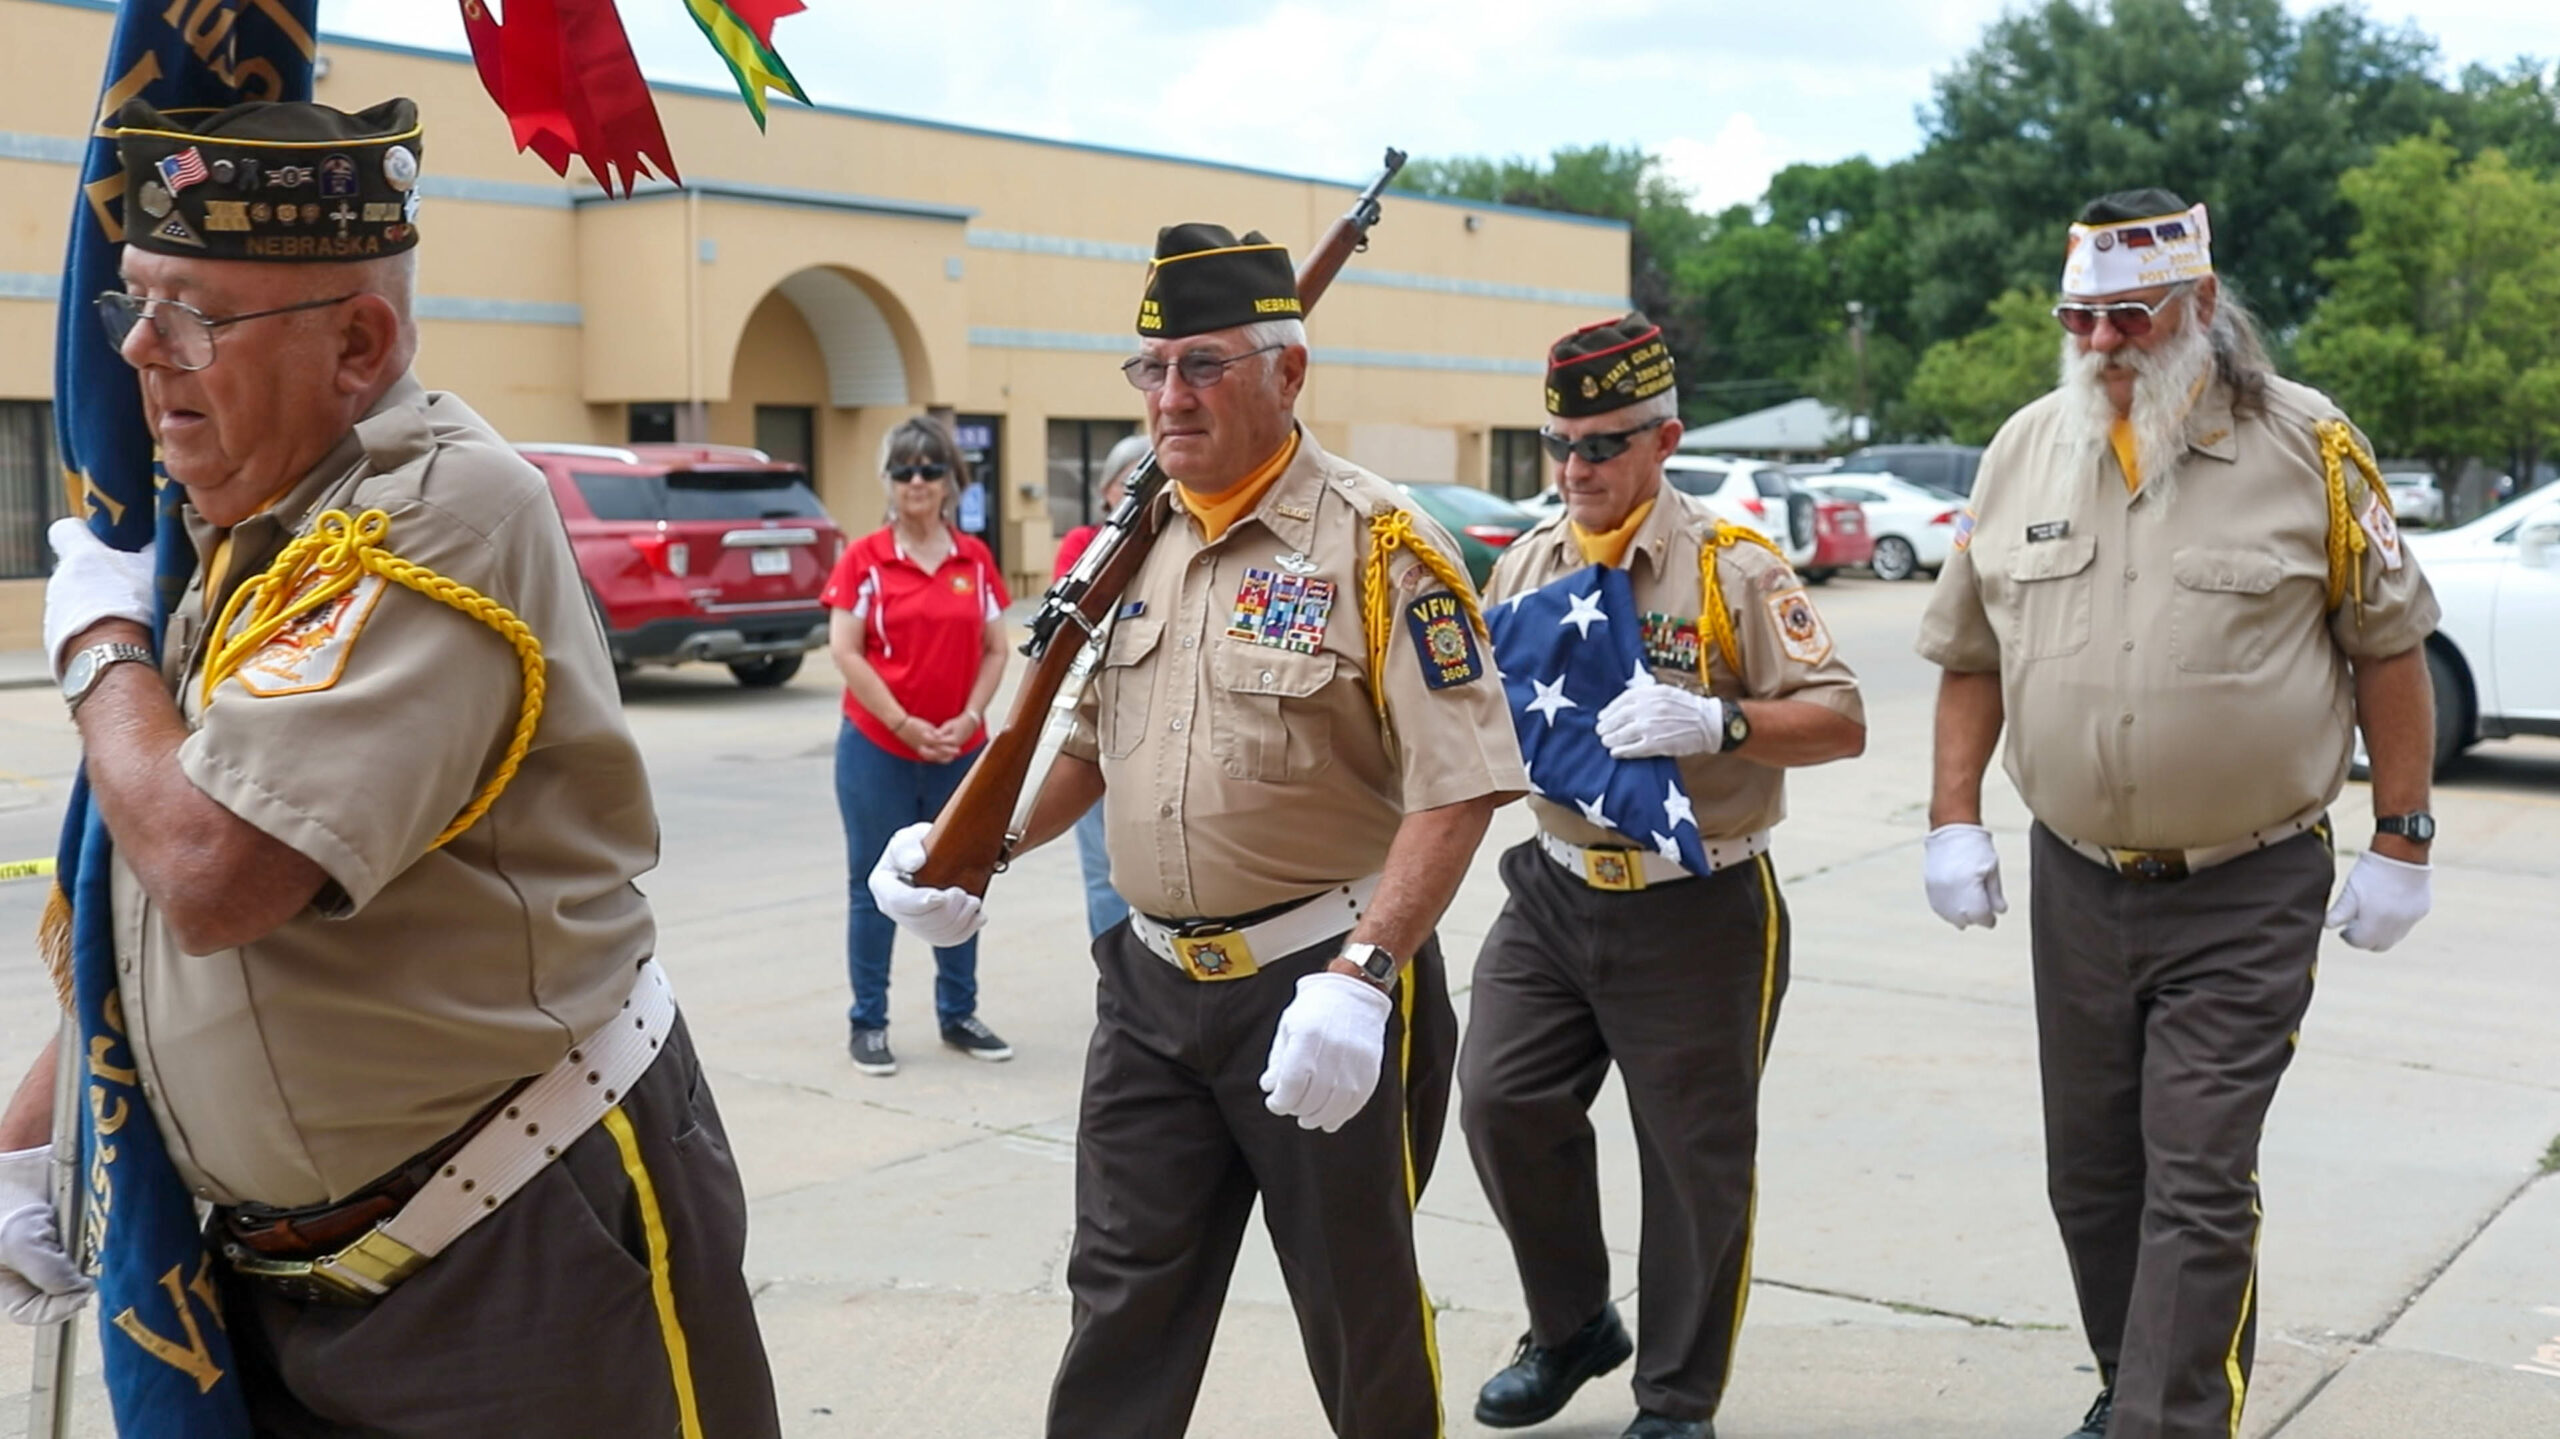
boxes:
[1545,312,1676,418]
[1136,223,1301,338]
[111,97,423,262]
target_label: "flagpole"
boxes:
[26,1013,83,1439]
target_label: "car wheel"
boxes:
[2425,643,2470,775]
[1802,568,1834,585]
[1871,535,1918,582]
[729,654,804,688]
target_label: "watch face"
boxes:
[61,649,97,699]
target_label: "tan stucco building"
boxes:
[0,0,1617,642]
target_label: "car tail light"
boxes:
[628,531,690,577]
[1741,498,1767,519]
[1930,509,1960,526]
[1462,525,1521,548]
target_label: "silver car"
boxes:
[2383,471,2445,527]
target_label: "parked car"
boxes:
[2382,470,2445,528]
[1517,485,1567,527]
[1661,455,1819,569]
[1830,443,1986,498]
[1399,482,1534,589]
[1809,475,1968,581]
[1803,495,1873,582]
[518,442,843,686]
[2387,483,2560,773]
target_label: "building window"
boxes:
[0,403,63,580]
[627,403,678,443]
[1046,418,1140,539]
[952,414,1003,570]
[1490,427,1545,501]
[754,405,815,473]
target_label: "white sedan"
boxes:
[2394,483,2560,773]
[1806,475,1967,581]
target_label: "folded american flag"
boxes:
[1486,564,1712,877]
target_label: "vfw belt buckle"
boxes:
[2111,848,2188,881]
[1172,932,1258,981]
[1581,848,1646,892]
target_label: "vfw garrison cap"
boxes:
[1136,223,1301,338]
[1546,312,1675,418]
[111,97,423,262]
[2060,186,2212,298]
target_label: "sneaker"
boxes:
[940,1015,1014,1062]
[2065,1387,2112,1439]
[849,1027,897,1076]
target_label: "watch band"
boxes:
[1337,942,1400,990]
[2374,811,2436,843]
[64,641,156,714]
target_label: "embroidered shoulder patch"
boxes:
[1951,509,1977,553]
[230,574,390,697]
[2356,485,2403,572]
[1405,589,1484,689]
[1765,584,1834,666]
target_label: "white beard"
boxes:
[2055,320,2215,502]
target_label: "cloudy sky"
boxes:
[316,1,2560,210]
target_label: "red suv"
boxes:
[518,442,845,687]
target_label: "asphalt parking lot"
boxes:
[2,570,2555,1436]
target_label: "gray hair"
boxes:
[2204,278,2275,419]
[1096,433,1151,500]
[1619,390,1680,429]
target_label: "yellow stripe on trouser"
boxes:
[1721,854,1784,1393]
[1397,964,1447,1437]
[2225,1185,2264,1437]
[601,1105,706,1439]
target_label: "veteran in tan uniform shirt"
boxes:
[874,223,1526,1439]
[8,99,777,1438]
[1456,315,1864,1439]
[1916,188,2440,1439]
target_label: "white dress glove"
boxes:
[1595,680,1726,759]
[1259,970,1393,1133]
[866,821,986,949]
[2325,850,2432,952]
[1923,823,2007,930]
[44,518,156,678]
[0,1146,90,1327]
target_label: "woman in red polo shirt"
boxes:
[824,417,1011,1077]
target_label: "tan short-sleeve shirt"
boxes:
[1915,374,2439,851]
[1485,487,1865,844]
[108,375,660,1208]
[1062,428,1527,919]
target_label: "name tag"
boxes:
[2026,520,2071,543]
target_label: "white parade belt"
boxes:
[1129,875,1383,981]
[225,959,677,1304]
[1536,828,1770,891]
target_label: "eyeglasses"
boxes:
[2052,293,2183,338]
[96,290,356,373]
[1538,421,1668,466]
[1120,344,1284,394]
[887,462,950,484]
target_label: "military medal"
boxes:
[1275,550,1318,576]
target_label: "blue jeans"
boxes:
[1072,800,1130,939]
[837,718,981,1032]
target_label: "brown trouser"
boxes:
[1047,920,1457,1439]
[2029,824,2330,1439]
[214,1015,782,1438]
[1459,841,1790,1422]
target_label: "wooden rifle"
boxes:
[911,147,1409,894]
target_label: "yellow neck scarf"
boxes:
[1178,431,1300,543]
[1571,498,1655,568]
[2109,417,2142,495]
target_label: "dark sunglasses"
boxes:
[2052,294,2181,338]
[887,463,950,484]
[1539,420,1667,466]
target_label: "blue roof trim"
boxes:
[966,229,1625,309]
[1,271,61,302]
[0,130,85,165]
[968,327,1129,354]
[17,0,1624,234]
[967,230,1150,264]
[414,296,584,326]
[577,178,973,223]
[969,326,1542,377]
[418,173,573,210]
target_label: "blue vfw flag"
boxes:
[50,3,321,1433]
[1485,565,1713,878]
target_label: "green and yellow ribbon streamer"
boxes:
[682,0,809,129]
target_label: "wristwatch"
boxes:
[2374,811,2436,844]
[1720,703,1752,753]
[1336,942,1402,991]
[60,642,155,715]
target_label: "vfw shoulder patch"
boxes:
[1405,589,1484,689]
[2356,485,2403,572]
[231,574,390,697]
[1765,584,1834,665]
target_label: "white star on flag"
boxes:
[1663,783,1695,830]
[1525,675,1577,726]
[1560,588,1607,638]
[1575,794,1610,826]
[1651,832,1682,862]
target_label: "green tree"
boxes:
[1901,289,2064,444]
[2296,132,2560,484]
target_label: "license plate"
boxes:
[750,548,793,576]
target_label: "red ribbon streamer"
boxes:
[457,0,679,195]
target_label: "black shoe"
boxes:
[1622,1412,1711,1439]
[2065,1387,2112,1439]
[849,1027,897,1076]
[940,1015,1014,1062]
[1473,1303,1635,1428]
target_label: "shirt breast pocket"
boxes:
[1209,643,1336,782]
[1097,617,1163,760]
[2003,533,2098,662]
[2170,547,2288,675]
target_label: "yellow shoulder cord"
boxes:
[2314,419,2374,625]
[1695,521,1784,686]
[199,508,546,851]
[1361,507,1489,724]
